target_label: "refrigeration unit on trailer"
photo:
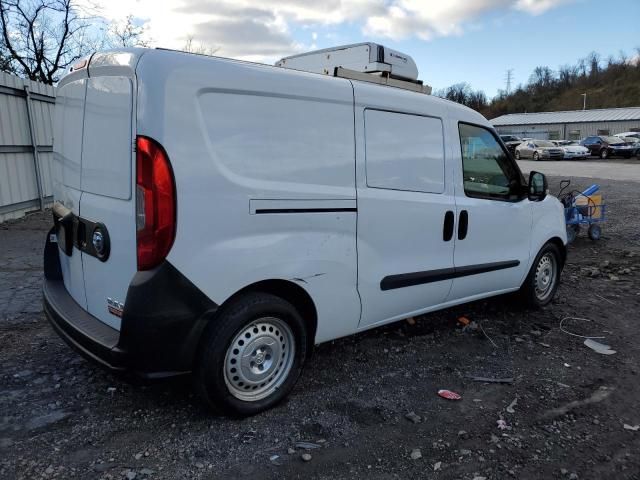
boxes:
[44,44,567,416]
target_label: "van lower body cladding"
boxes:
[43,229,218,377]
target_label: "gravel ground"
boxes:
[1,175,639,480]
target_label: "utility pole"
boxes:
[581,93,587,110]
[505,69,514,95]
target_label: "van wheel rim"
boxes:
[223,317,295,401]
[534,253,556,301]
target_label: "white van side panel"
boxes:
[136,51,361,343]
[529,196,567,266]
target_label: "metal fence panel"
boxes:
[0,152,38,204]
[0,92,31,145]
[0,72,55,222]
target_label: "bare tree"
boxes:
[467,90,488,112]
[587,51,600,77]
[0,36,15,72]
[182,35,218,56]
[618,49,628,66]
[576,57,587,77]
[434,82,487,112]
[106,14,149,48]
[443,82,472,105]
[529,66,554,89]
[0,0,94,84]
[558,64,576,87]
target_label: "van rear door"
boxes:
[78,60,138,330]
[51,72,87,308]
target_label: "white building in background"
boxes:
[491,107,640,141]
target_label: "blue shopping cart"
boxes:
[559,181,606,243]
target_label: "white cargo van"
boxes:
[44,44,567,416]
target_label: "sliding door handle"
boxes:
[458,210,469,240]
[443,210,454,241]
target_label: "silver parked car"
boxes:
[551,140,590,160]
[515,140,565,161]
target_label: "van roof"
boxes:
[59,47,487,127]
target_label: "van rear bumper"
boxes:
[44,277,127,371]
[43,228,218,377]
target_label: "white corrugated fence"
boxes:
[0,72,56,222]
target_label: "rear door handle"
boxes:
[443,210,454,241]
[458,210,469,240]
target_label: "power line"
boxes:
[504,69,514,95]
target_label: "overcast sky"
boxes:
[87,0,640,97]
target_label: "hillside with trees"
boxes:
[434,49,640,119]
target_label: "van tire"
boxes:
[519,242,562,308]
[194,292,308,416]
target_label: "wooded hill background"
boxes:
[434,50,640,119]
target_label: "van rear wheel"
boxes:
[194,292,307,416]
[520,242,562,308]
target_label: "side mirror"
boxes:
[528,171,547,201]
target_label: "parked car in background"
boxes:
[581,135,636,159]
[499,134,523,155]
[613,132,640,140]
[559,143,590,160]
[621,137,640,156]
[515,140,564,160]
[550,140,573,147]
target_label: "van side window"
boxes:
[458,123,521,201]
[365,110,445,194]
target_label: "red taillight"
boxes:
[136,136,176,270]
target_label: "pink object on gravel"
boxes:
[437,389,462,400]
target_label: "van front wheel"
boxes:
[520,242,562,308]
[194,293,307,416]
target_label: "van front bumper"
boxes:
[43,228,218,377]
